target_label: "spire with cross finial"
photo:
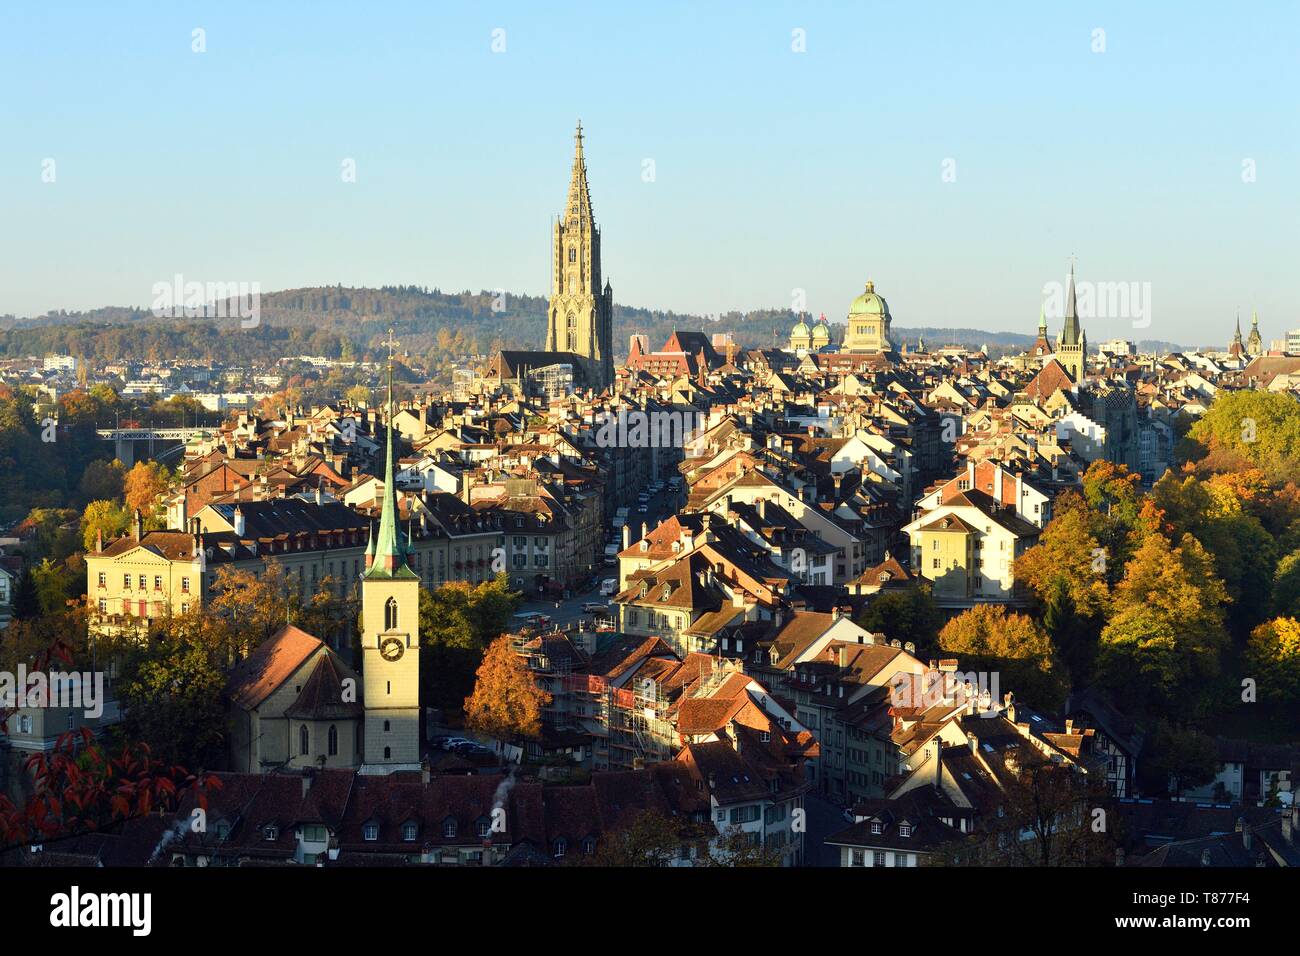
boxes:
[1060,258,1081,346]
[565,118,593,224]
[365,327,415,579]
[546,120,613,388]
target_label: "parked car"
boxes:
[440,737,474,751]
[582,602,609,614]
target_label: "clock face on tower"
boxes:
[379,636,405,662]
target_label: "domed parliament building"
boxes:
[787,279,897,359]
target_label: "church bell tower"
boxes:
[545,121,614,389]
[360,331,421,772]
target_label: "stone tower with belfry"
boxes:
[545,121,614,389]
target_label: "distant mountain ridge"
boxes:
[0,285,1199,362]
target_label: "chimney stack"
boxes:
[133,508,143,542]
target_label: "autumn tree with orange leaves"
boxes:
[463,635,550,748]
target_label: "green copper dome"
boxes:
[791,318,811,336]
[810,321,830,342]
[848,280,889,317]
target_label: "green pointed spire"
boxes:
[365,332,416,580]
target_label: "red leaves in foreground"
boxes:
[0,726,222,849]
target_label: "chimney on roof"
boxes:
[622,523,631,549]
[302,768,314,798]
[1003,691,1015,724]
[316,484,324,505]
[133,508,143,542]
[95,526,103,552]
[233,505,246,537]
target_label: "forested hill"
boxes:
[1,285,1190,365]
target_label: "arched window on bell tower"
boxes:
[384,596,398,631]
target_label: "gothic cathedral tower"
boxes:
[360,341,421,772]
[545,121,614,390]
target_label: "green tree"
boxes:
[1245,617,1300,712]
[855,585,941,655]
[1138,719,1220,797]
[30,558,77,615]
[118,629,227,769]
[81,498,129,551]
[1272,549,1300,618]
[418,576,521,710]
[584,810,696,867]
[78,458,125,504]
[1013,494,1112,613]
[1184,389,1300,482]
[937,604,1068,711]
[10,567,40,621]
[1096,533,1230,712]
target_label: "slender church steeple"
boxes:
[1055,260,1087,383]
[1059,262,1081,347]
[359,327,421,772]
[365,329,414,580]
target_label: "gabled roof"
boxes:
[226,624,323,711]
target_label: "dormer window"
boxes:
[443,819,457,838]
[264,825,279,841]
[554,838,567,858]
[364,823,379,841]
[898,823,912,838]
[870,821,883,835]
[403,822,417,842]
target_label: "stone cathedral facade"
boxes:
[544,122,614,390]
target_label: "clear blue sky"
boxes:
[1,1,1296,345]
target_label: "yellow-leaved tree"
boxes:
[464,635,550,748]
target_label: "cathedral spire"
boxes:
[567,119,593,223]
[366,329,414,579]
